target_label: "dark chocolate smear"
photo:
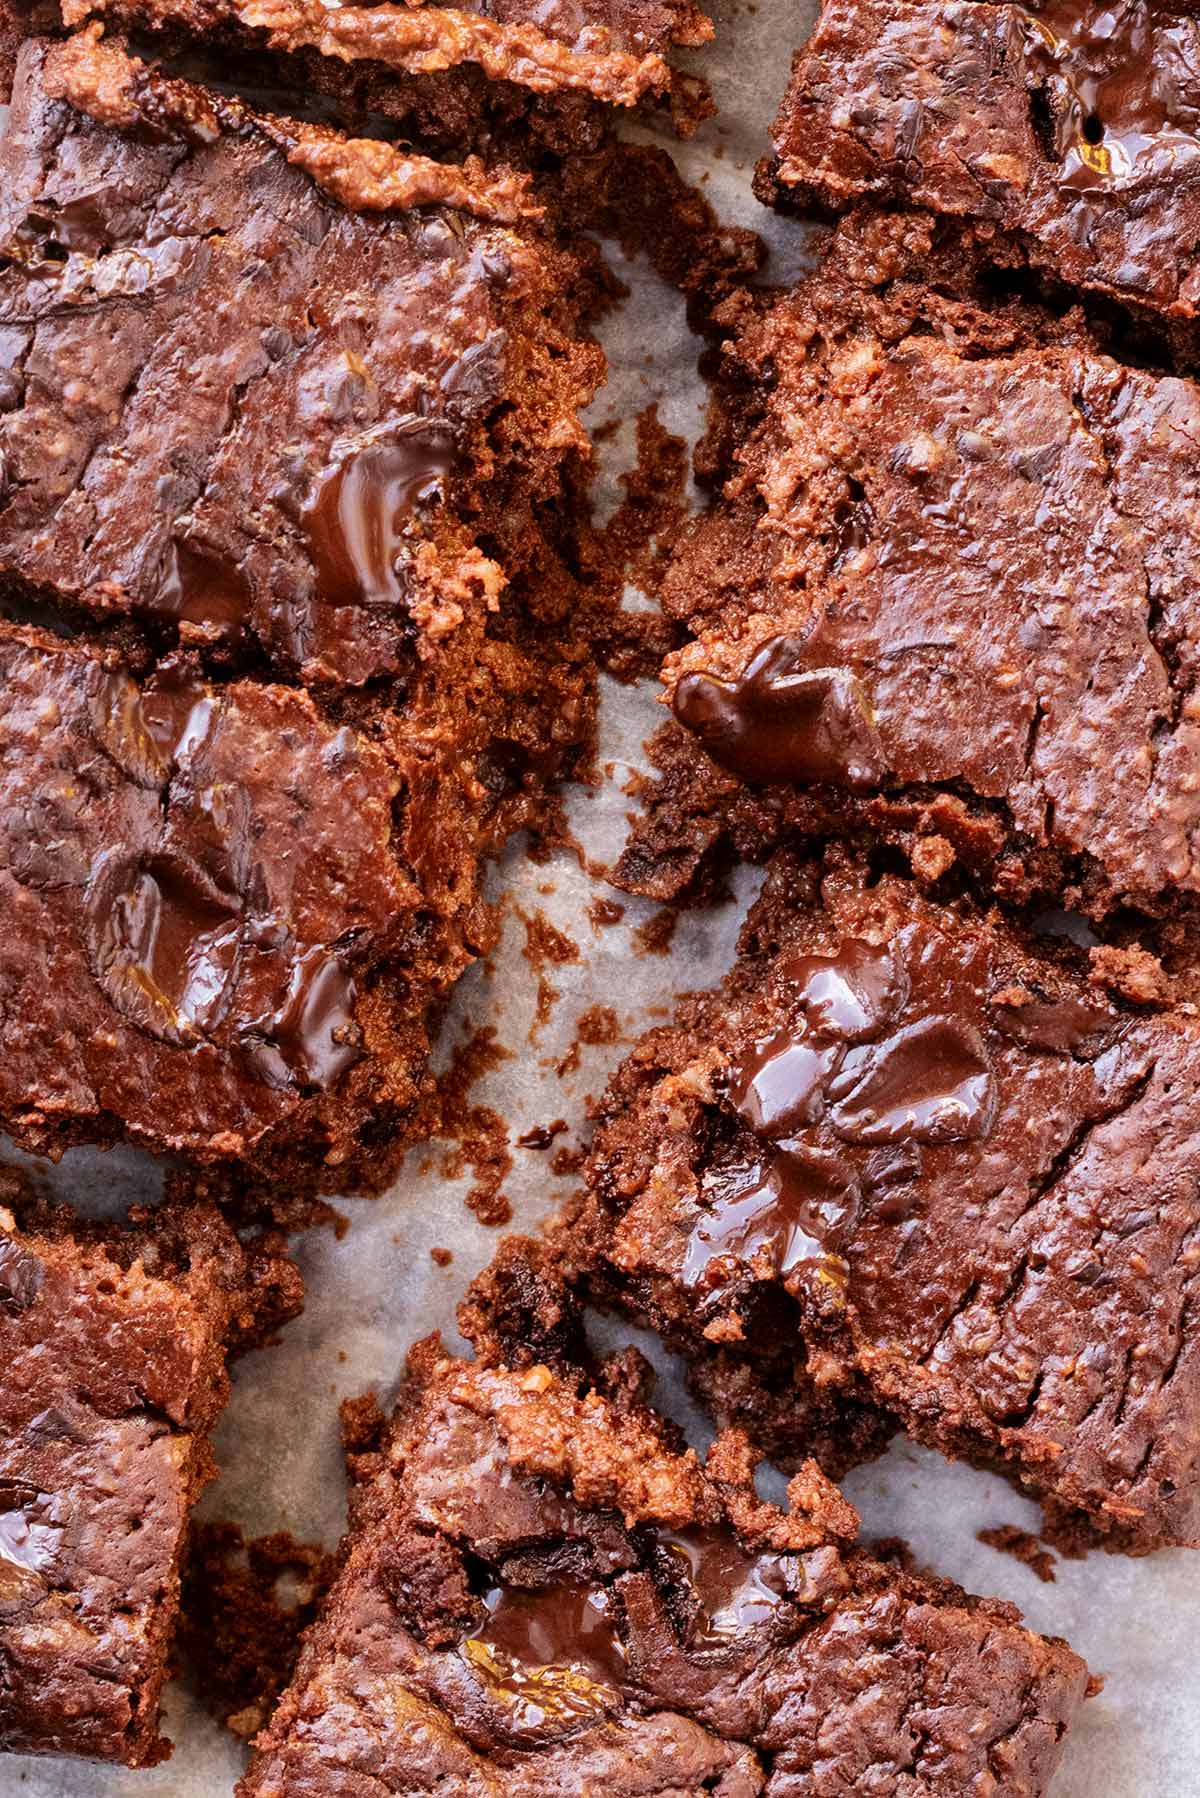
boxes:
[155,538,252,633]
[990,989,1119,1055]
[657,1529,794,1640]
[0,1485,64,1587]
[301,421,456,609]
[673,636,886,789]
[827,1016,996,1144]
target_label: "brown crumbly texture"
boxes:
[0,1177,301,1764]
[759,0,1200,332]
[558,845,1200,1551]
[0,37,602,1187]
[240,1336,1087,1796]
[621,209,1200,919]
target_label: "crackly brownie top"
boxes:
[662,211,1200,912]
[58,0,714,108]
[241,1351,1087,1796]
[0,627,416,1156]
[576,848,1200,1547]
[0,33,588,684]
[765,0,1200,316]
[0,1196,294,1763]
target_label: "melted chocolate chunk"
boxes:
[684,1146,860,1292]
[658,1529,793,1638]
[155,539,252,633]
[782,941,907,1042]
[827,1016,996,1145]
[990,989,1119,1055]
[460,1581,626,1731]
[674,638,887,789]
[1024,0,1200,190]
[301,423,457,610]
[241,946,361,1092]
[0,1239,44,1313]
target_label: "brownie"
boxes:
[0,37,601,1183]
[27,0,713,137]
[0,1178,302,1764]
[619,209,1200,919]
[240,1335,1088,1795]
[759,0,1200,331]
[0,32,603,688]
[557,845,1200,1551]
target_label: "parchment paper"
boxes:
[5,3,1200,1789]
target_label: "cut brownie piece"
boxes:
[0,31,603,688]
[759,0,1200,329]
[0,621,579,1181]
[559,845,1200,1551]
[240,1335,1088,1796]
[0,1179,301,1764]
[622,209,1200,918]
[33,0,713,129]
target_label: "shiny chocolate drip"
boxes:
[460,1581,626,1731]
[826,1015,996,1145]
[673,636,887,789]
[1023,0,1200,190]
[302,421,456,609]
[684,1145,861,1290]
[658,1529,793,1640]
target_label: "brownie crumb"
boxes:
[517,1120,569,1149]
[978,1526,1058,1586]
[589,898,627,929]
[180,1525,338,1742]
[430,1247,454,1267]
[633,906,680,957]
[432,1028,514,1226]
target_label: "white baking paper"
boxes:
[4,2,1200,1788]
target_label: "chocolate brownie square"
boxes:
[240,1334,1088,1796]
[0,619,585,1182]
[559,845,1200,1551]
[620,209,1200,918]
[759,0,1200,330]
[0,1180,301,1763]
[0,32,603,689]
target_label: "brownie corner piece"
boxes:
[640,207,1200,918]
[0,1183,301,1765]
[762,0,1200,328]
[569,843,1200,1551]
[239,1332,1087,1797]
[0,31,603,690]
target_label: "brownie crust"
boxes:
[240,1339,1087,1795]
[562,847,1200,1550]
[0,1184,301,1764]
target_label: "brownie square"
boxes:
[620,209,1200,918]
[0,619,585,1181]
[0,32,603,689]
[240,1334,1088,1796]
[559,845,1200,1551]
[0,1182,301,1764]
[759,0,1200,330]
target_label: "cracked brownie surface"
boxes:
[760,0,1200,328]
[621,210,1200,918]
[558,847,1200,1550]
[240,1337,1087,1795]
[0,1185,301,1763]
